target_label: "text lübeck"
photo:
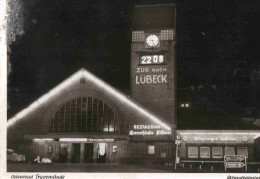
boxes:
[136,74,167,84]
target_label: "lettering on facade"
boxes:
[136,67,167,73]
[129,130,171,136]
[136,74,167,84]
[133,124,162,130]
[137,67,149,73]
[193,136,237,142]
[129,125,171,136]
[151,67,167,72]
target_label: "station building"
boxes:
[8,4,177,164]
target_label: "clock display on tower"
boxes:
[146,34,159,47]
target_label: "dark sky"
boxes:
[8,0,260,118]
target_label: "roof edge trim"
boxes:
[8,68,172,130]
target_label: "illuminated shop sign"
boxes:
[59,138,114,142]
[193,136,237,142]
[33,138,54,142]
[136,74,167,84]
[128,125,171,136]
[139,54,165,65]
[133,124,162,129]
[129,130,171,136]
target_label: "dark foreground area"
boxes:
[7,163,260,173]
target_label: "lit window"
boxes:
[225,147,235,155]
[48,97,119,133]
[112,146,117,153]
[200,147,210,158]
[212,147,223,158]
[188,146,198,158]
[98,143,106,156]
[148,145,155,154]
[237,147,248,158]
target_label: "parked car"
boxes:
[7,149,26,163]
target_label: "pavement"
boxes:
[6,163,260,173]
[7,163,170,173]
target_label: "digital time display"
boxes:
[139,54,165,65]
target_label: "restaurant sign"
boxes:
[128,125,171,136]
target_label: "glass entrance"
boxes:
[84,143,94,163]
[59,143,68,163]
[71,143,80,163]
[97,143,106,163]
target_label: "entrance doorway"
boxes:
[71,143,80,163]
[59,143,68,163]
[97,143,106,163]
[84,143,94,163]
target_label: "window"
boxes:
[188,146,198,158]
[200,147,210,158]
[237,147,248,158]
[112,146,117,153]
[48,97,119,133]
[212,147,223,158]
[179,102,191,108]
[48,146,53,154]
[225,147,235,155]
[148,145,155,154]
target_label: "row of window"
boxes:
[48,97,119,133]
[187,146,248,159]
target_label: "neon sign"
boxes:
[128,124,171,136]
[194,137,237,142]
[133,125,162,129]
[129,130,171,136]
[136,74,167,84]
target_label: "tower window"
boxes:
[179,102,191,108]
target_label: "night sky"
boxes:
[8,0,260,118]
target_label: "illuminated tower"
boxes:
[131,4,177,125]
